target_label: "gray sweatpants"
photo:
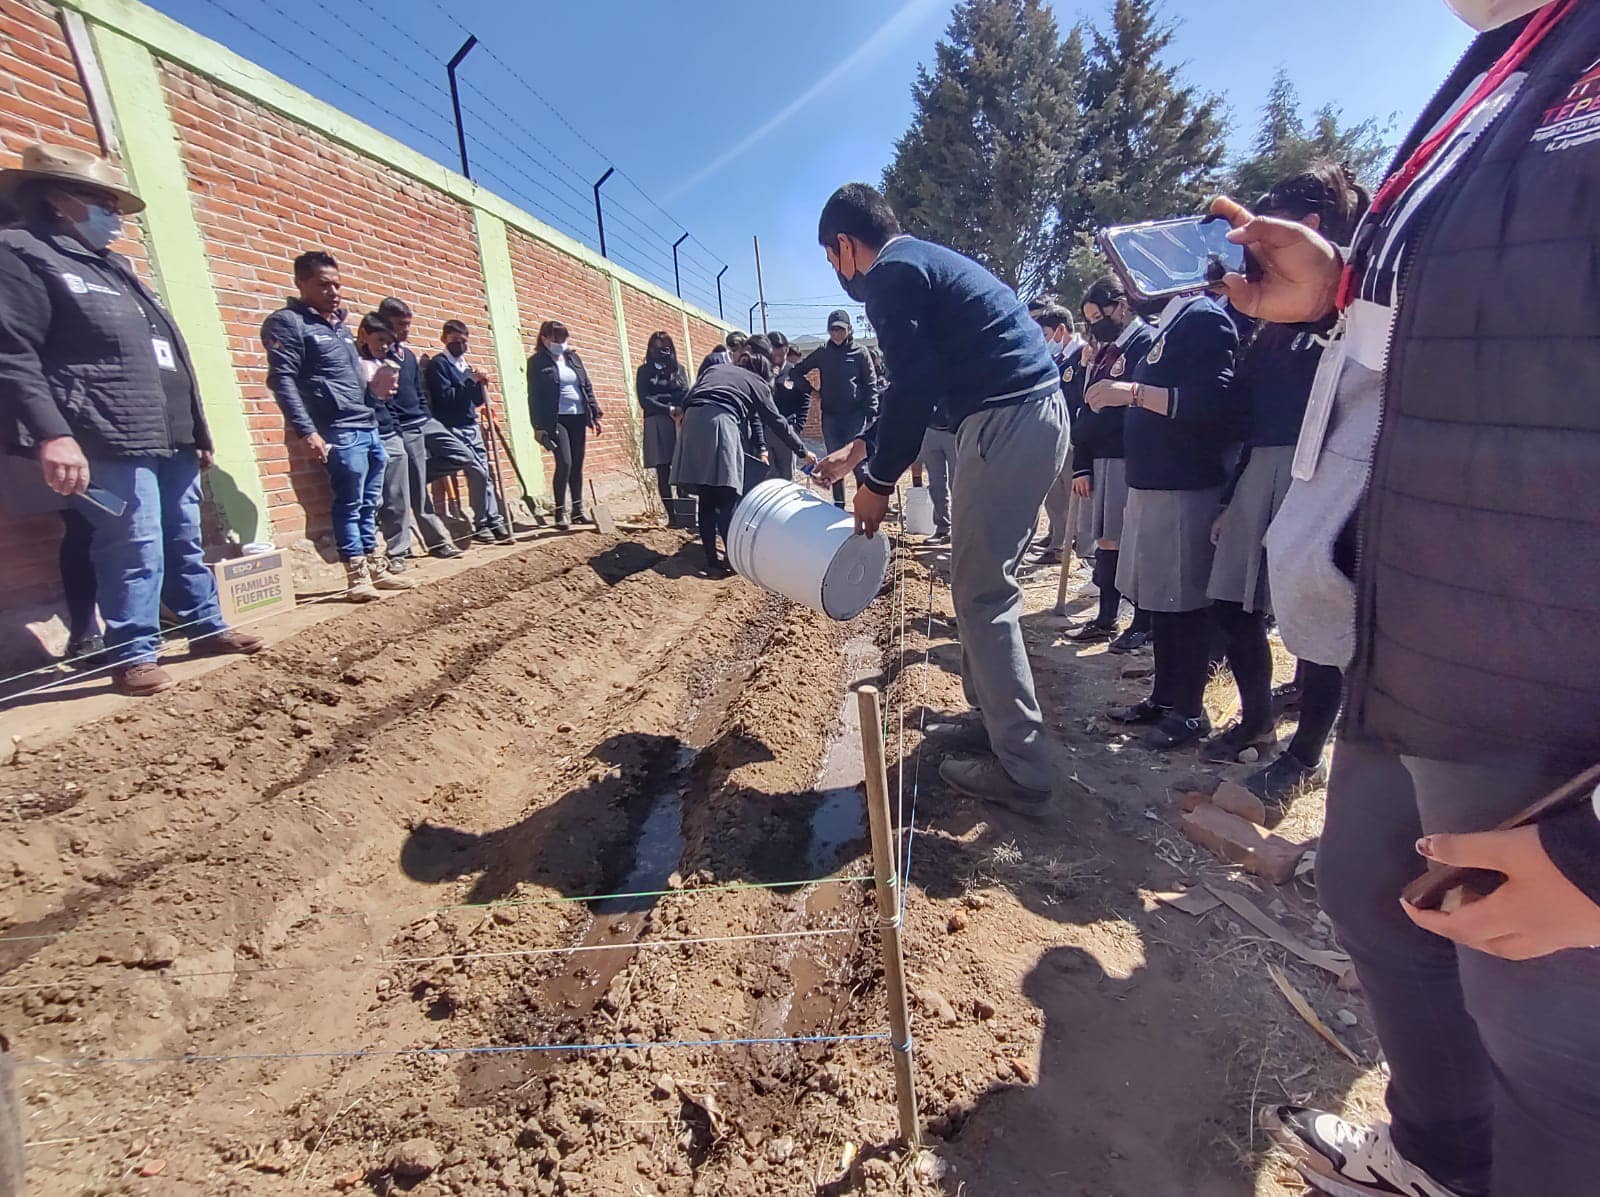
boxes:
[378,432,415,559]
[1318,740,1600,1196]
[920,427,957,534]
[399,423,456,551]
[950,391,1068,792]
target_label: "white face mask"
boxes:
[1443,0,1548,31]
[548,341,567,356]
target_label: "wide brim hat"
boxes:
[0,143,145,214]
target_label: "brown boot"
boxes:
[188,628,264,658]
[111,661,174,697]
[344,558,382,602]
[368,554,418,591]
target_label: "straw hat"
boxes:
[0,143,145,214]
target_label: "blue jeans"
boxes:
[822,409,869,508]
[325,427,387,560]
[80,451,228,667]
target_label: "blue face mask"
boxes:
[74,204,122,252]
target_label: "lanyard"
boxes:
[1337,0,1574,310]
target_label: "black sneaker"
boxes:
[926,530,951,546]
[1107,698,1169,725]
[1199,721,1277,764]
[65,634,107,668]
[924,721,993,756]
[1272,681,1304,716]
[938,758,1050,814]
[1145,712,1211,750]
[1244,752,1328,827]
[554,509,571,531]
[491,521,513,543]
[472,526,496,544]
[430,543,463,560]
[1107,628,1151,655]
[1264,1107,1477,1197]
[1063,620,1117,644]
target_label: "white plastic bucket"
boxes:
[903,487,935,536]
[727,479,890,621]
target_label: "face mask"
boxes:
[1047,337,1069,365]
[73,204,122,251]
[446,341,466,357]
[548,341,567,356]
[835,269,868,304]
[1089,317,1122,343]
[1443,0,1547,30]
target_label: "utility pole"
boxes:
[672,233,689,299]
[446,35,478,179]
[715,266,728,321]
[593,167,615,259]
[748,301,759,333]
[752,235,769,334]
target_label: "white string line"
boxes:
[0,928,858,994]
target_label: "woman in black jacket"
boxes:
[672,334,814,576]
[527,319,603,529]
[635,330,687,506]
[1200,165,1369,808]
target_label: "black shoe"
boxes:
[554,509,571,530]
[571,508,589,525]
[1244,753,1328,827]
[1272,682,1304,716]
[938,758,1050,813]
[1200,721,1277,764]
[1107,628,1151,655]
[1064,621,1117,644]
[65,634,106,667]
[926,530,951,547]
[430,543,463,560]
[472,526,496,544]
[924,720,994,757]
[1145,712,1212,750]
[1108,698,1169,726]
[491,521,513,543]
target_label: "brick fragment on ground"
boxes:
[1210,780,1268,826]
[1180,804,1307,884]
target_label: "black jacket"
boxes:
[262,299,372,438]
[425,351,488,428]
[528,347,602,434]
[0,225,212,457]
[1345,4,1600,788]
[1072,324,1156,477]
[386,345,430,430]
[685,363,807,461]
[775,336,878,424]
[636,356,688,418]
[771,364,809,430]
[1124,297,1238,491]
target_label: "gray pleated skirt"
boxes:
[671,405,743,489]
[1090,456,1130,544]
[1116,485,1224,613]
[642,412,677,469]
[1208,444,1295,614]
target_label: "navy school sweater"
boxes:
[1072,323,1157,477]
[1124,295,1238,492]
[856,236,1059,494]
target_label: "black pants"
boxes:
[1211,600,1274,732]
[653,464,678,505]
[1287,659,1342,766]
[551,414,589,514]
[58,508,98,643]
[1149,608,1212,717]
[1318,741,1600,1196]
[693,484,739,566]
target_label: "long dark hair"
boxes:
[645,330,678,367]
[736,334,775,382]
[1257,161,1371,246]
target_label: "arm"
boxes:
[1071,420,1094,479]
[857,263,942,494]
[779,346,823,403]
[635,365,670,417]
[752,383,808,458]
[260,311,317,439]
[576,354,602,421]
[857,348,880,423]
[1219,443,1252,506]
[1161,312,1237,425]
[0,250,70,443]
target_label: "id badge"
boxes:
[1290,322,1348,482]
[152,336,177,371]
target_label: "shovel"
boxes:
[587,479,616,536]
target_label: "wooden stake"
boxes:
[1054,551,1072,616]
[855,684,921,1148]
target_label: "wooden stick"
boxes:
[855,685,921,1148]
[1054,552,1072,615]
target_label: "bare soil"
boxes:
[1,527,1384,1196]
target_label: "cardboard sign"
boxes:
[211,550,295,626]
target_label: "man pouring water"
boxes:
[808,183,1068,810]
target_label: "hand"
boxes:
[370,363,399,399]
[853,487,890,537]
[1085,380,1134,413]
[302,432,330,463]
[671,406,684,426]
[1080,343,1096,368]
[806,369,821,389]
[1072,475,1091,499]
[1210,510,1227,545]
[198,449,215,471]
[1209,196,1343,324]
[39,435,89,496]
[471,369,490,385]
[594,420,603,437]
[810,439,867,486]
[759,450,770,465]
[1402,826,1600,960]
[801,451,819,471]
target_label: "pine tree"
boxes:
[1232,68,1391,201]
[1074,0,1229,232]
[881,0,1084,296]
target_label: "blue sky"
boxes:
[146,0,1471,335]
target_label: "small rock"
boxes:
[138,1160,167,1178]
[261,828,274,842]
[764,1136,795,1163]
[137,932,180,969]
[923,990,958,1025]
[1335,1009,1359,1028]
[1008,1057,1035,1084]
[390,1137,443,1179]
[1119,661,1154,679]
[946,910,969,933]
[1238,747,1260,764]
[556,722,574,734]
[291,719,315,738]
[491,907,516,925]
[651,1073,676,1099]
[974,998,997,1021]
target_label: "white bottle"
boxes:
[903,487,936,536]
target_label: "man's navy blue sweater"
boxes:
[856,236,1058,494]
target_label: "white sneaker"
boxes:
[1266,1107,1476,1197]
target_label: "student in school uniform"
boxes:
[764,332,805,482]
[1088,288,1239,750]
[353,312,418,593]
[636,330,688,507]
[1064,278,1158,649]
[1201,165,1369,808]
[424,320,511,543]
[672,334,814,575]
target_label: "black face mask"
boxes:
[835,269,868,304]
[1089,317,1122,344]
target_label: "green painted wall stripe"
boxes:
[89,24,266,542]
[608,277,643,468]
[57,0,724,331]
[680,311,694,367]
[472,210,543,497]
